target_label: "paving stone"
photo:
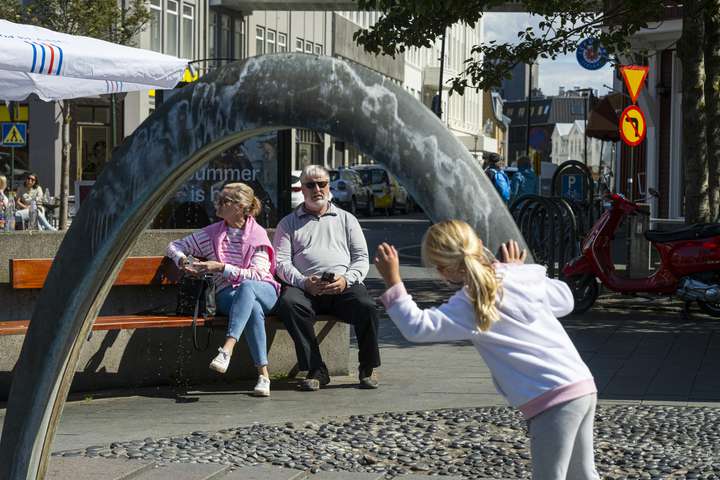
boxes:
[136,462,229,480]
[219,465,305,480]
[304,472,383,480]
[46,457,152,480]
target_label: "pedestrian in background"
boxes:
[374,220,599,479]
[483,153,511,204]
[167,182,279,397]
[510,155,539,203]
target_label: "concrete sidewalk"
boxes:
[3,277,720,479]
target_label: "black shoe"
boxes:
[358,366,379,389]
[300,367,331,391]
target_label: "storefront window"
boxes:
[152,132,280,229]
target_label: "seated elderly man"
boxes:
[273,164,380,391]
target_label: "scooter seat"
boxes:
[645,223,720,243]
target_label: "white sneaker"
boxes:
[209,348,231,373]
[253,375,271,397]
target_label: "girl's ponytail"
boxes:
[463,252,500,331]
[422,220,501,332]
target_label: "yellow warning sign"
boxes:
[1,122,26,147]
[621,65,649,104]
[619,105,646,147]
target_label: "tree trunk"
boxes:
[679,0,710,224]
[59,102,71,230]
[705,0,720,222]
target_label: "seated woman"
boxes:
[15,173,55,231]
[166,183,279,397]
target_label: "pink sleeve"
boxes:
[380,282,409,309]
[222,247,271,283]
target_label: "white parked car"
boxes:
[329,168,374,216]
[291,170,303,209]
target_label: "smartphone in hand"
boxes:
[321,272,335,283]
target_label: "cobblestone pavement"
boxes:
[51,404,720,479]
[46,279,720,480]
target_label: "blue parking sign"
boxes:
[561,174,584,202]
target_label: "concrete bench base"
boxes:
[0,319,349,400]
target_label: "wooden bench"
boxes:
[1,256,232,335]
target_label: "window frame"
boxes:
[277,32,287,53]
[181,3,194,59]
[266,29,276,54]
[256,26,265,55]
[149,0,162,53]
[165,0,179,56]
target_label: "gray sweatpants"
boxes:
[527,393,600,480]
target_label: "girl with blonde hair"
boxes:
[167,182,278,396]
[375,220,599,479]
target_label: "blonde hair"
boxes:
[421,220,501,331]
[0,175,6,191]
[222,182,262,218]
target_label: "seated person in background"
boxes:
[15,173,55,231]
[0,175,8,209]
[166,182,279,397]
[273,164,381,391]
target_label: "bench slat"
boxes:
[11,256,175,289]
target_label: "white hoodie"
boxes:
[380,263,596,419]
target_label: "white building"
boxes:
[550,123,572,165]
[340,12,494,159]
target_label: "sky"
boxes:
[483,13,613,97]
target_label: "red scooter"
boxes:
[562,189,720,316]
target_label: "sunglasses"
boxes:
[302,180,329,189]
[214,197,238,206]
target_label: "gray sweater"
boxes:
[272,203,369,289]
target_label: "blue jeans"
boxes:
[216,280,278,367]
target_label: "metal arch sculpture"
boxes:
[0,53,528,479]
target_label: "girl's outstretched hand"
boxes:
[374,242,402,288]
[499,239,527,265]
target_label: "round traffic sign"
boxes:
[618,105,646,147]
[576,38,608,71]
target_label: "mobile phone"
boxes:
[321,272,335,282]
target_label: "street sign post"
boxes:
[576,38,608,71]
[561,173,585,202]
[1,121,27,190]
[1,122,26,147]
[620,66,649,104]
[619,105,647,147]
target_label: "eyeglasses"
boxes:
[27,177,36,182]
[302,180,329,189]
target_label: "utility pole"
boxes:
[435,31,446,120]
[525,62,533,159]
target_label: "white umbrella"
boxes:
[0,19,190,229]
[0,19,188,101]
